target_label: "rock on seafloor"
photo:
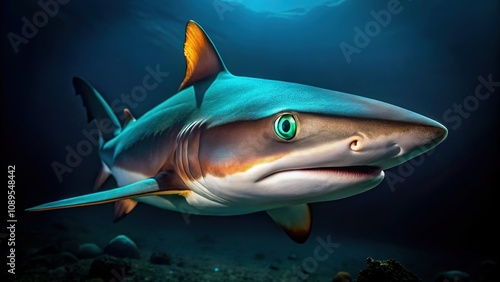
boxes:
[89,255,132,281]
[433,270,470,282]
[76,243,103,259]
[149,251,171,265]
[332,271,352,282]
[357,257,422,282]
[104,234,141,259]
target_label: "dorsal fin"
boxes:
[179,20,227,91]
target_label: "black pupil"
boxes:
[282,120,290,132]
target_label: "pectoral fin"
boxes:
[26,172,189,212]
[266,204,312,244]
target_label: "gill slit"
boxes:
[176,120,226,204]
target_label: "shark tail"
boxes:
[72,77,143,221]
[72,77,121,142]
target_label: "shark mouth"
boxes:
[257,166,382,182]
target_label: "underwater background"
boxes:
[2,0,499,281]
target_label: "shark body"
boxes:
[27,21,447,243]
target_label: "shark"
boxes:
[27,20,447,243]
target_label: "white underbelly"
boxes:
[110,166,262,216]
[111,166,150,186]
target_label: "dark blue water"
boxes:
[2,0,499,280]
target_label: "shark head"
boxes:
[178,74,447,209]
[169,21,448,211]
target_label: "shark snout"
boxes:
[430,125,448,144]
[360,120,448,170]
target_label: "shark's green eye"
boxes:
[274,114,297,140]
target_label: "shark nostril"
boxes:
[350,139,362,152]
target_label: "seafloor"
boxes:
[11,205,494,282]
